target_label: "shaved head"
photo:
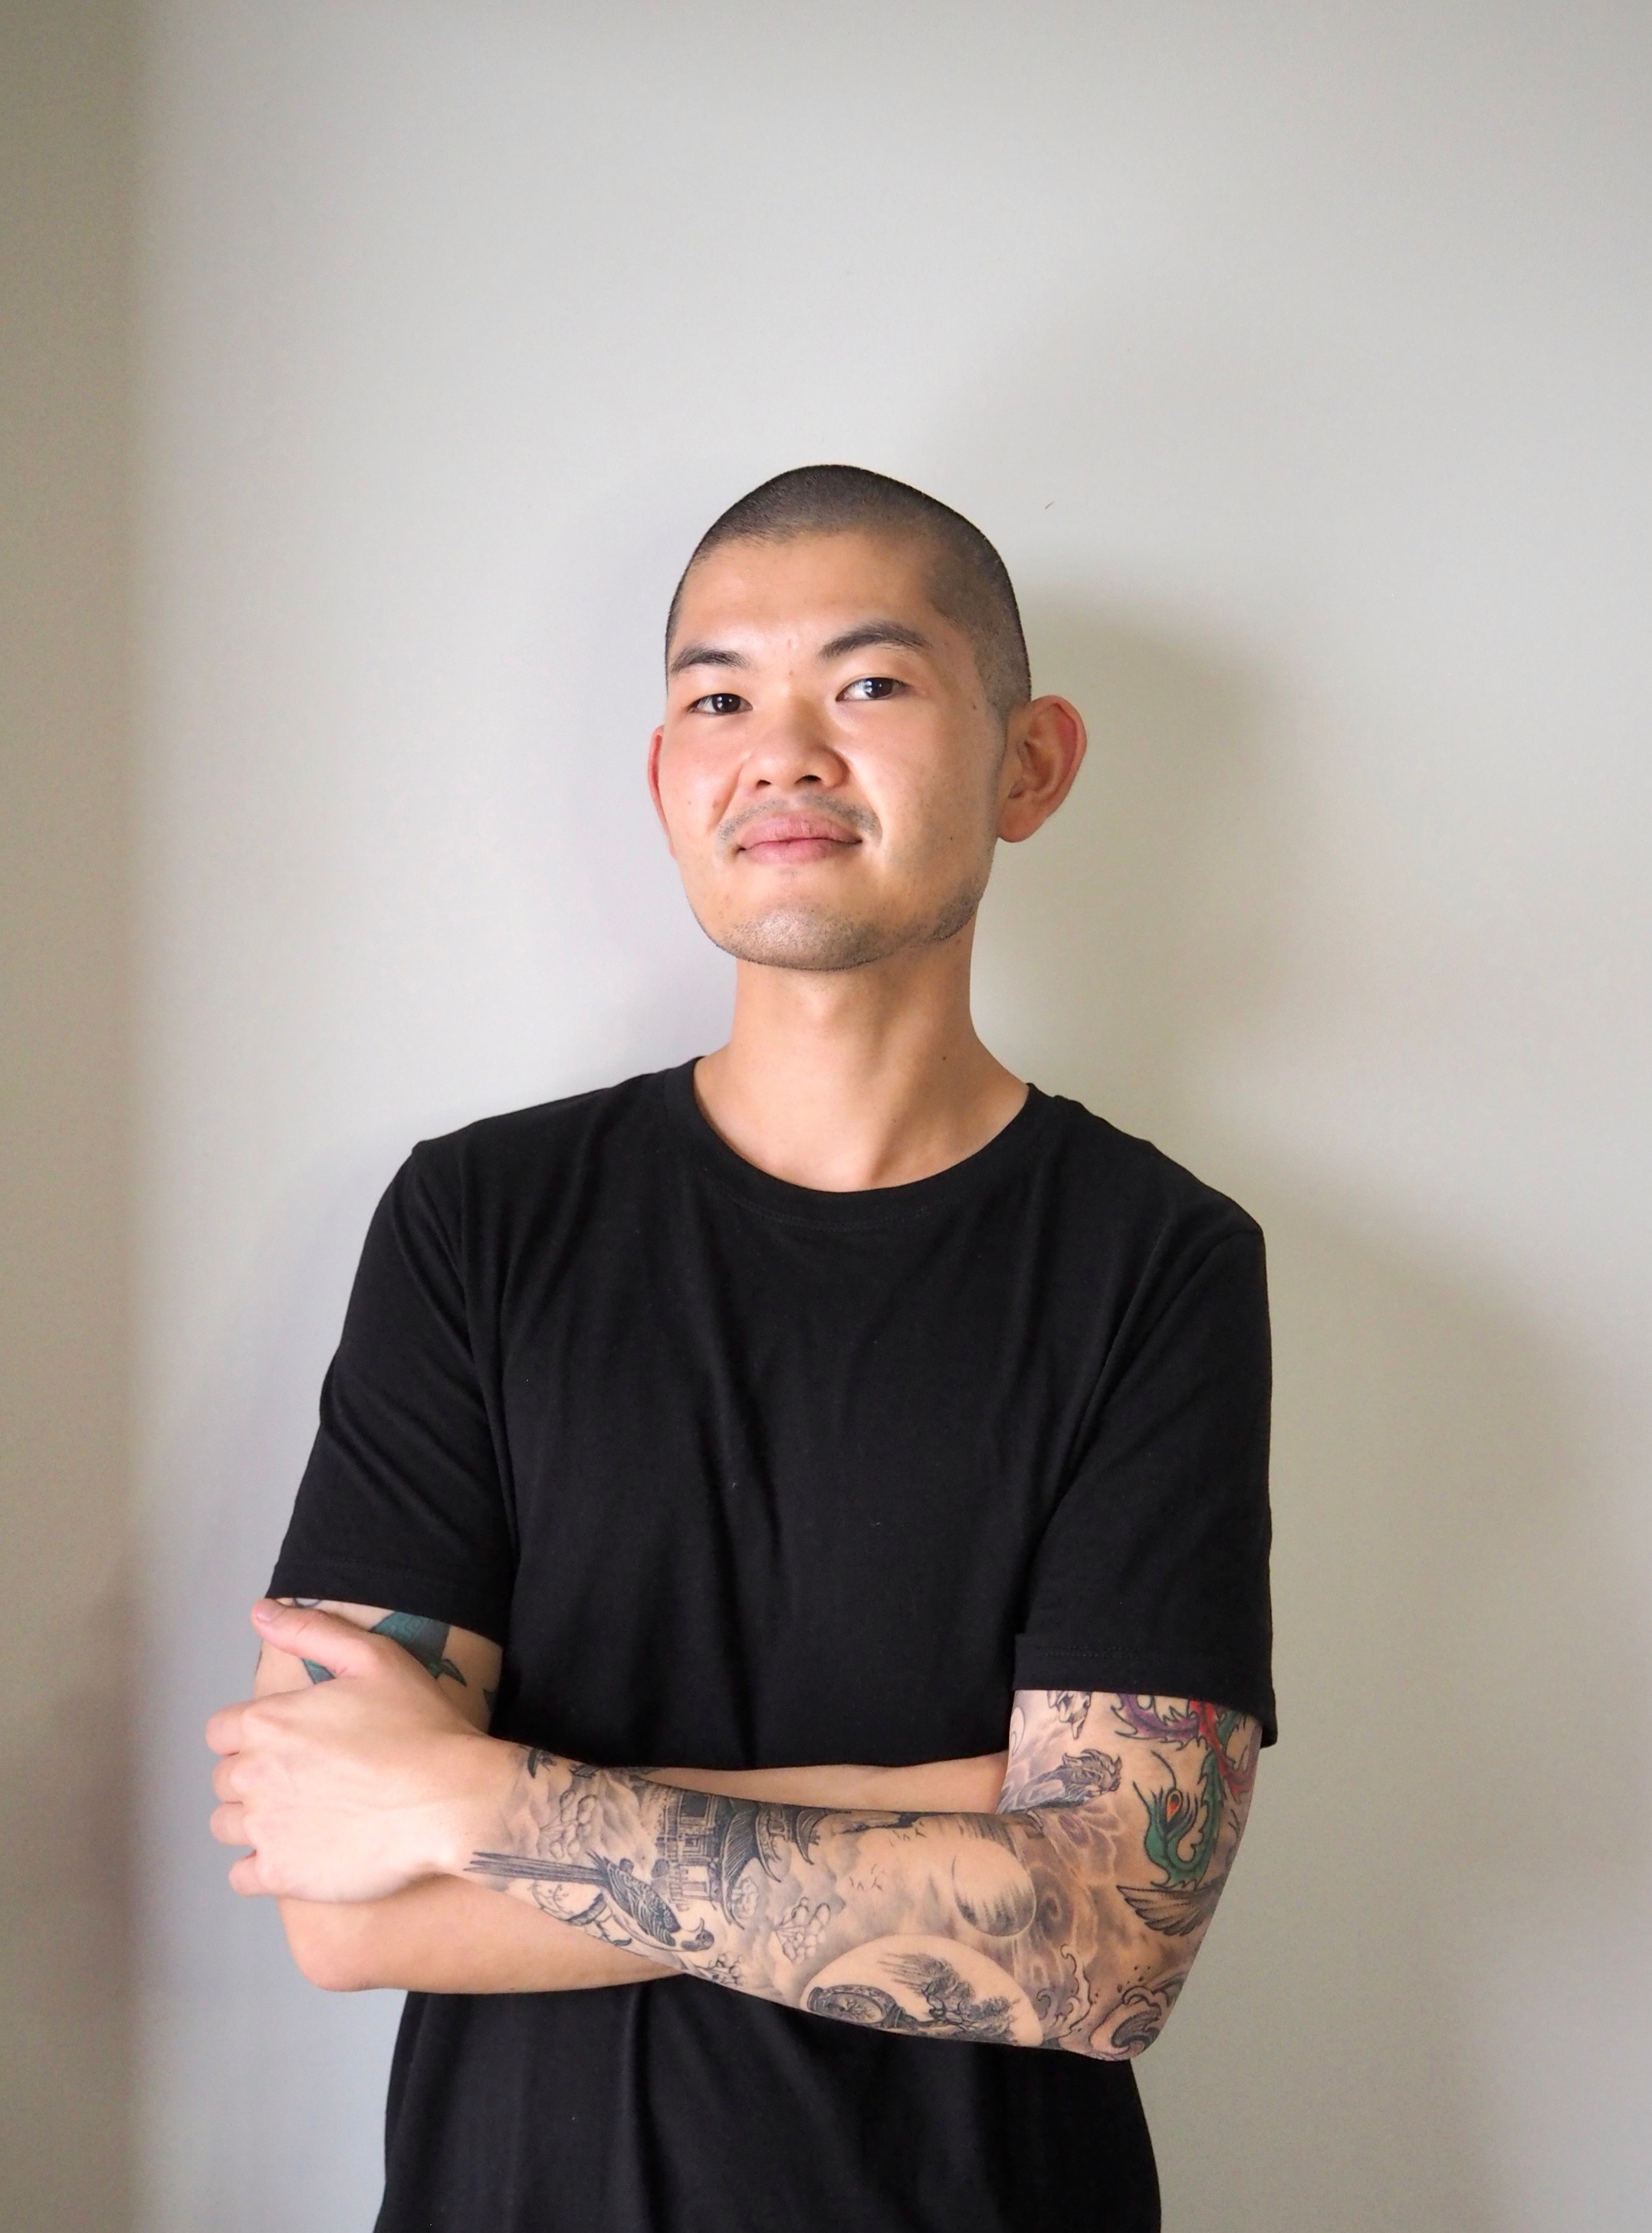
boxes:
[666,465,1031,719]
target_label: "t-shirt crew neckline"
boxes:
[659,1057,1056,1230]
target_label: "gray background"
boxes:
[5,2,1650,2226]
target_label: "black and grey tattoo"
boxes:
[1093,1970,1189,2055]
[460,1690,1259,2061]
[808,1953,1022,2044]
[1049,1690,1092,1736]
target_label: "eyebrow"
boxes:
[816,621,931,662]
[667,618,931,681]
[668,642,749,677]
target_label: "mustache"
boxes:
[715,799,880,846]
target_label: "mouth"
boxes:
[733,813,864,867]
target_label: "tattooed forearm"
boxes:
[1092,1969,1189,2056]
[1110,1697,1258,1939]
[461,1691,1259,2057]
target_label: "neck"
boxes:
[693,923,1027,1191]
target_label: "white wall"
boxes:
[135,6,1652,2228]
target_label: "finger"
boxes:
[205,1703,248,1755]
[211,1755,245,1801]
[227,1851,270,1896]
[209,1801,248,1847]
[250,1598,388,1681]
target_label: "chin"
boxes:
[708,908,898,973]
[700,882,986,974]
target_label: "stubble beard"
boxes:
[701,867,991,974]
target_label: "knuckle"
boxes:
[243,1700,280,1745]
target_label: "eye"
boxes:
[839,675,903,701]
[688,691,750,715]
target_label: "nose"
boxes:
[737,689,848,793]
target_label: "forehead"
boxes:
[669,529,958,657]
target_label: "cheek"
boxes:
[875,764,994,873]
[652,770,720,867]
[656,737,740,829]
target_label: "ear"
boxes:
[646,724,677,852]
[997,695,1086,843]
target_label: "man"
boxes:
[207,465,1274,2232]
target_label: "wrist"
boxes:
[430,1730,522,1879]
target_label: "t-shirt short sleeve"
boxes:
[1013,1223,1276,1743]
[268,1144,514,1642]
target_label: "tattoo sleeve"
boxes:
[464,1691,1259,2057]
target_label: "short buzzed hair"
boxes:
[665,465,1031,718]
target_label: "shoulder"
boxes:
[1035,1092,1263,1272]
[389,1068,676,1231]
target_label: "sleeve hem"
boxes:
[267,1556,508,1647]
[1012,1639,1277,1746]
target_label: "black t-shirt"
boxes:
[271,1062,1274,2233]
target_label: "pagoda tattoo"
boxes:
[472,1786,826,1953]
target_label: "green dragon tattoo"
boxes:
[1113,1696,1259,1936]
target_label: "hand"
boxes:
[206,1601,507,1902]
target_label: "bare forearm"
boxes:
[652,1753,1007,1814]
[280,1877,671,1993]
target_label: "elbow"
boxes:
[280,1901,379,1994]
[298,1952,371,1995]
[1082,1975,1187,2061]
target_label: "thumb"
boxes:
[251,1598,387,1680]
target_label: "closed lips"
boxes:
[737,815,859,849]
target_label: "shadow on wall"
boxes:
[978,606,1644,2233]
[146,1146,419,2233]
[0,1590,133,2229]
[1,2,135,2228]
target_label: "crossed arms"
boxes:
[256,1603,1008,1998]
[215,1598,1258,2058]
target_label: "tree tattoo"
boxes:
[808,1954,1022,2044]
